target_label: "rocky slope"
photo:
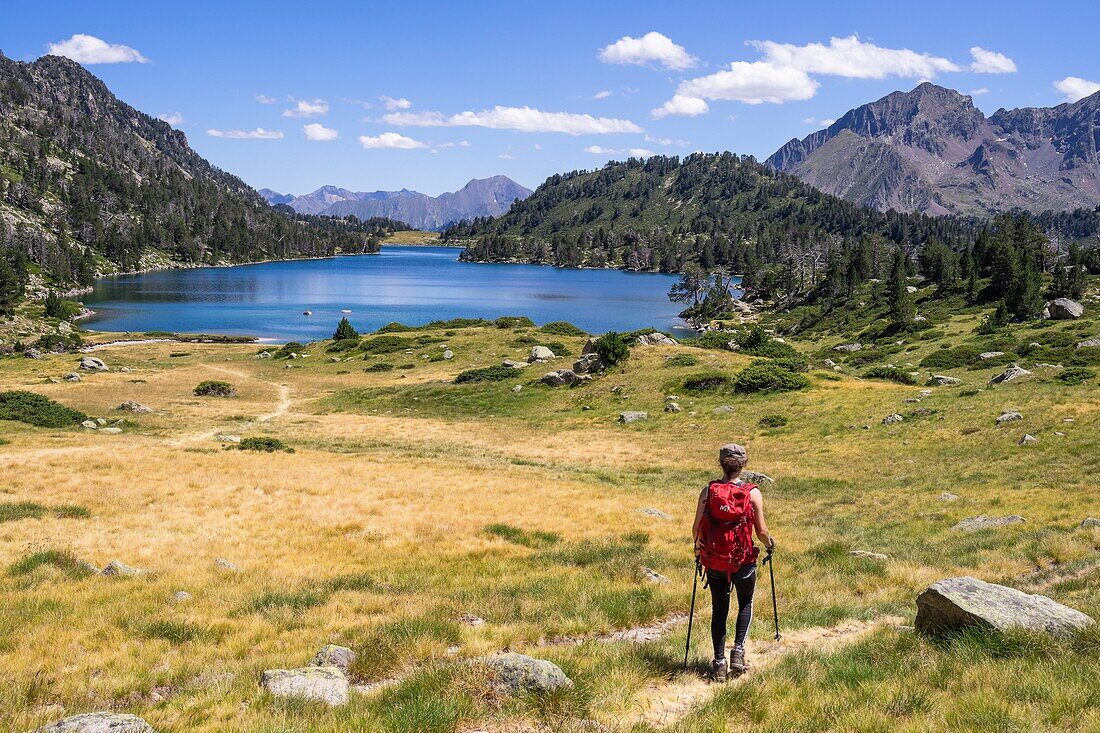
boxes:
[767,83,1100,217]
[264,176,532,230]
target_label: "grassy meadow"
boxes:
[1,292,1098,732]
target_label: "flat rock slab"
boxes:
[638,507,673,520]
[990,366,1031,385]
[741,470,774,485]
[484,653,572,695]
[618,411,647,424]
[311,644,357,674]
[33,712,154,732]
[101,560,145,576]
[1046,298,1084,320]
[916,576,1095,637]
[261,666,348,706]
[951,515,1025,532]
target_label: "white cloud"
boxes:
[498,153,516,159]
[628,147,655,157]
[970,47,1016,74]
[206,128,283,140]
[437,140,472,148]
[255,94,276,104]
[592,90,613,100]
[382,105,642,135]
[47,34,148,64]
[651,94,710,119]
[675,61,818,105]
[158,112,184,126]
[751,35,960,79]
[585,145,654,158]
[598,31,697,70]
[969,87,990,96]
[282,99,329,118]
[585,145,614,154]
[820,118,835,126]
[802,116,835,126]
[303,123,339,141]
[534,143,543,150]
[380,95,412,110]
[358,132,426,149]
[1053,76,1100,102]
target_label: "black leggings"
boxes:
[706,563,757,660]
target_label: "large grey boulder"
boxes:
[930,375,961,386]
[581,337,598,355]
[572,352,603,374]
[261,666,349,706]
[618,411,647,424]
[541,369,590,387]
[484,653,572,695]
[79,356,108,371]
[951,515,1025,532]
[996,411,1023,424]
[636,332,677,347]
[990,365,1031,385]
[1045,298,1084,320]
[24,348,44,359]
[834,343,862,352]
[978,351,1005,360]
[916,576,1094,637]
[501,358,527,369]
[1081,518,1100,528]
[311,644,357,674]
[528,346,555,362]
[33,712,155,732]
[1077,338,1100,349]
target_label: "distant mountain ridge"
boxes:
[261,176,532,230]
[767,82,1100,217]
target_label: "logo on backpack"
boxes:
[698,480,758,573]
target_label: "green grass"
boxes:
[485,522,561,548]
[237,436,294,453]
[8,549,94,578]
[454,365,522,384]
[0,502,90,522]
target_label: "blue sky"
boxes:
[4,0,1098,196]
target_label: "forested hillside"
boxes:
[443,153,973,275]
[0,52,403,307]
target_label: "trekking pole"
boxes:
[762,546,780,641]
[683,558,701,668]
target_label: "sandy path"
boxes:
[168,365,291,446]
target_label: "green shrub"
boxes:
[863,366,920,385]
[733,362,811,393]
[274,342,304,358]
[485,523,561,548]
[365,362,394,372]
[768,356,809,373]
[237,437,294,453]
[327,338,361,353]
[33,332,83,352]
[920,345,987,369]
[397,363,416,370]
[1058,367,1096,385]
[375,322,413,333]
[745,340,801,360]
[454,366,518,384]
[693,331,734,350]
[425,317,488,329]
[9,549,93,578]
[43,292,83,320]
[539,321,587,337]
[361,335,417,354]
[494,316,536,329]
[681,370,731,393]
[758,414,789,428]
[332,317,360,341]
[594,332,630,367]
[193,380,236,397]
[664,354,699,368]
[0,391,87,427]
[543,340,572,357]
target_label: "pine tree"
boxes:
[332,317,359,341]
[887,248,915,327]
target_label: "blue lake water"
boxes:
[83,246,698,342]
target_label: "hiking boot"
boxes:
[711,657,728,683]
[730,647,751,675]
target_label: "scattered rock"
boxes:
[102,560,145,576]
[638,507,672,520]
[120,367,134,373]
[529,346,556,362]
[939,492,960,502]
[215,434,241,443]
[1045,298,1084,320]
[484,653,572,695]
[98,427,123,435]
[951,515,1025,532]
[906,285,918,294]
[1076,338,1100,349]
[511,385,522,393]
[930,375,961,386]
[823,358,838,369]
[442,349,454,360]
[850,550,889,561]
[834,343,862,352]
[979,351,1005,360]
[1018,434,1039,446]
[741,470,774,485]
[903,397,922,404]
[32,712,155,732]
[541,369,590,387]
[24,348,44,360]
[456,613,486,627]
[617,411,647,424]
[664,401,682,412]
[990,365,1031,385]
[64,372,82,382]
[1080,518,1100,528]
[96,418,107,426]
[916,576,1094,637]
[311,645,357,674]
[572,352,603,374]
[214,558,240,573]
[116,401,152,414]
[713,405,734,414]
[882,413,904,425]
[641,567,670,583]
[581,337,598,355]
[256,351,272,359]
[501,359,527,369]
[79,356,108,371]
[170,591,193,603]
[261,666,348,706]
[81,420,97,430]
[996,411,1023,424]
[635,332,677,347]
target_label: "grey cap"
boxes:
[719,443,747,461]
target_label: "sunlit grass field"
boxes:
[1,302,1097,732]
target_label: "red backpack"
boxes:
[698,480,758,573]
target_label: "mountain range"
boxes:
[767,82,1100,217]
[260,176,532,230]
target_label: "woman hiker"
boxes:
[692,443,775,682]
